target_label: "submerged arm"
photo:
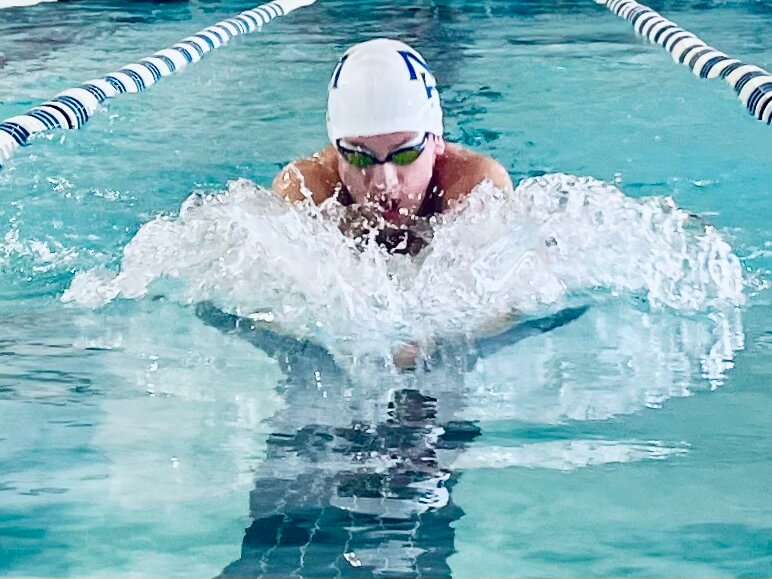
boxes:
[393,307,590,370]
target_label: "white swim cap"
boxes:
[326,38,444,143]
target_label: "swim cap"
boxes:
[326,38,443,143]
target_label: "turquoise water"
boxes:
[1,0,770,577]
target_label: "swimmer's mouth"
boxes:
[380,199,404,224]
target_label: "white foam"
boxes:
[63,174,745,364]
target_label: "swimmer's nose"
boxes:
[370,162,399,192]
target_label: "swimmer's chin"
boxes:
[382,208,409,226]
[381,204,423,226]
[366,197,418,226]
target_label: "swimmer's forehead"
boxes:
[341,131,423,149]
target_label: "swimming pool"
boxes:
[1,0,770,577]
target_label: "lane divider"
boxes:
[596,0,772,125]
[0,0,316,168]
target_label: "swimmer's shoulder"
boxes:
[272,146,341,205]
[433,143,513,210]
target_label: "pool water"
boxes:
[1,0,770,577]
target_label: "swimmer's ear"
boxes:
[431,133,446,156]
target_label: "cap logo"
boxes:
[329,48,436,99]
[397,50,436,99]
[330,54,349,89]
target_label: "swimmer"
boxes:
[272,38,512,255]
[272,38,514,368]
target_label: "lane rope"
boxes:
[0,0,316,168]
[596,0,772,125]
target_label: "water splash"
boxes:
[0,224,79,273]
[63,174,744,365]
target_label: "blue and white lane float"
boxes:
[596,0,772,125]
[0,0,316,168]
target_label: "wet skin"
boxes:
[272,132,513,232]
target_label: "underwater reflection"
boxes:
[197,304,586,578]
[222,390,477,578]
[197,304,477,577]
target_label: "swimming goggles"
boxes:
[336,133,429,169]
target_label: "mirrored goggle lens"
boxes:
[343,151,375,168]
[390,148,422,165]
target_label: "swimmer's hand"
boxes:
[338,204,385,240]
[392,310,519,370]
[475,309,521,338]
[339,204,433,255]
[393,339,436,370]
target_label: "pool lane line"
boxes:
[595,0,772,125]
[0,0,316,169]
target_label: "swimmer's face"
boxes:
[336,131,445,226]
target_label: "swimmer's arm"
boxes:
[271,147,340,206]
[479,157,513,191]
